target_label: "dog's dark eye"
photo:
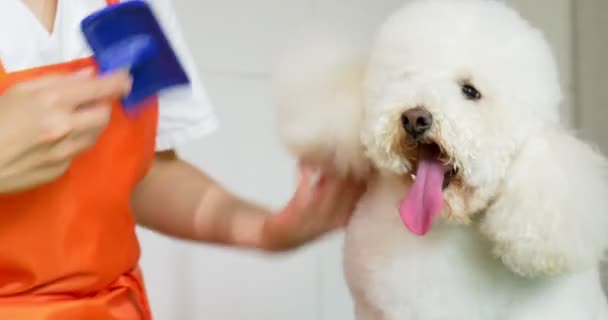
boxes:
[461,84,482,101]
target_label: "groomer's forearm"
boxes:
[131,150,270,248]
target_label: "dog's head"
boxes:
[361,0,562,235]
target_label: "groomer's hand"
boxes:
[0,69,131,194]
[259,163,367,251]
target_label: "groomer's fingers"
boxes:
[10,68,96,93]
[34,103,112,168]
[11,68,131,113]
[57,71,132,109]
[70,102,113,143]
[72,102,113,130]
[330,178,367,227]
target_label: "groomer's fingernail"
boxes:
[309,168,322,187]
[301,167,312,184]
[106,71,133,94]
[117,69,131,78]
[124,74,133,92]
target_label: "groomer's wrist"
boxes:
[223,197,275,250]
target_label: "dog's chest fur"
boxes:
[343,175,606,320]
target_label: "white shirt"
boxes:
[0,0,218,151]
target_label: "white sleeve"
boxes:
[145,0,218,151]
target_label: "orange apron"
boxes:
[0,0,158,319]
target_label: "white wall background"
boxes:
[136,1,575,319]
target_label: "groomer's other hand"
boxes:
[0,69,131,194]
[259,163,367,251]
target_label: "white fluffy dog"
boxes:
[273,0,608,319]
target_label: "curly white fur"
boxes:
[273,23,371,178]
[273,0,608,319]
[481,129,608,277]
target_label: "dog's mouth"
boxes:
[409,146,457,191]
[399,142,457,236]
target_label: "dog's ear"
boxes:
[480,128,608,277]
[272,25,370,179]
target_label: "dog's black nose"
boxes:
[401,107,433,138]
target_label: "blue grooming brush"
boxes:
[81,0,190,110]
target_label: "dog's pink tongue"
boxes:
[399,145,447,236]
